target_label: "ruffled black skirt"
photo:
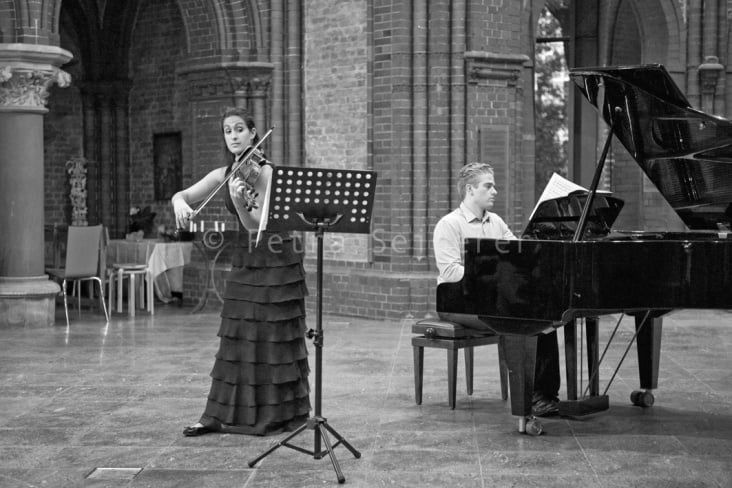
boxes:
[199,231,311,435]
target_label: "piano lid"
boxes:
[570,64,732,230]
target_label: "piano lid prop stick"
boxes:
[572,106,621,242]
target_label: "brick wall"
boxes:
[607,3,687,233]
[128,0,191,233]
[37,0,711,321]
[44,34,84,227]
[295,0,533,319]
[43,84,83,225]
[303,0,370,264]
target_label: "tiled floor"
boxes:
[1,304,731,487]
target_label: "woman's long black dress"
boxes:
[197,164,311,435]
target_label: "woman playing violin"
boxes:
[171,106,311,436]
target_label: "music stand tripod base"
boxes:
[246,166,376,483]
[247,415,361,483]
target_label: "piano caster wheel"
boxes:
[630,390,655,407]
[518,416,543,436]
[526,417,543,436]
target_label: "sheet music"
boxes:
[526,172,612,230]
[528,173,587,222]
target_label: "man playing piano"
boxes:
[432,162,561,417]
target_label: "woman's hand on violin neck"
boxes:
[229,176,259,212]
[229,176,247,198]
[244,188,260,211]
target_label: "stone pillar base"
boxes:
[0,276,60,328]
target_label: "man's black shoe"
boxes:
[531,396,559,417]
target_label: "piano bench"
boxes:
[411,319,508,409]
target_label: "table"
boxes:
[107,239,192,302]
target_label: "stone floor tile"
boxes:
[0,306,730,487]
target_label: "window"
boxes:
[534,1,570,199]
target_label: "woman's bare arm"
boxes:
[171,167,226,229]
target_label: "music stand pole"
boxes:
[248,218,361,484]
[247,166,376,484]
[313,224,325,455]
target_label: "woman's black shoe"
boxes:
[183,424,214,437]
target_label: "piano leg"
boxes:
[586,317,600,397]
[558,317,609,417]
[563,320,577,401]
[498,335,542,435]
[632,314,663,407]
[563,317,600,400]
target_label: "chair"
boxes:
[107,263,154,317]
[412,318,508,409]
[46,225,109,327]
[106,239,155,317]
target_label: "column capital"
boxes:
[0,43,73,112]
[698,55,723,94]
[246,77,271,98]
[176,60,273,100]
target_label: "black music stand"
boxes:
[247,166,377,484]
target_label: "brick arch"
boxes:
[608,0,684,71]
[604,0,687,233]
[216,0,264,59]
[0,0,65,44]
[609,0,641,65]
[74,0,263,78]
[32,0,262,65]
[123,0,262,63]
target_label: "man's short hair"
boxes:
[457,162,494,200]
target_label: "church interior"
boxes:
[1,0,731,486]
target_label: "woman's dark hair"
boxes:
[220,106,260,144]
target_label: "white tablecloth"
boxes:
[107,239,192,301]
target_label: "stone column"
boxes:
[0,43,73,327]
[249,78,270,137]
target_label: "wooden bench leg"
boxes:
[447,347,458,409]
[464,346,474,396]
[413,345,424,405]
[412,328,508,408]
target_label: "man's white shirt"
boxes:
[433,202,516,284]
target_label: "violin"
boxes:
[234,146,267,211]
[235,147,266,187]
[188,127,274,220]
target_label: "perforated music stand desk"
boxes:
[248,166,377,484]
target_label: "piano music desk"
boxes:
[411,319,508,409]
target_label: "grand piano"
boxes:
[437,64,732,434]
